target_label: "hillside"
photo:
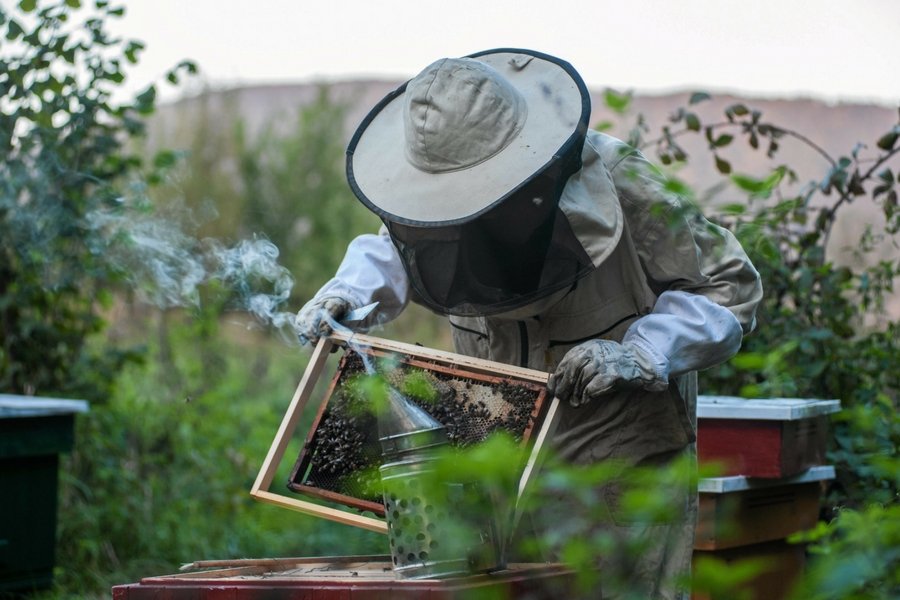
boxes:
[148,81,899,314]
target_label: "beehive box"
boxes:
[251,332,556,534]
[697,396,840,478]
[694,465,834,551]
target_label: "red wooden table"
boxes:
[112,559,577,600]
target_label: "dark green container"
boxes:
[0,396,88,595]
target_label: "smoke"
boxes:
[86,200,298,341]
[218,238,296,332]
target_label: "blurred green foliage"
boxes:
[610,91,900,598]
[49,308,384,595]
[789,502,900,599]
[658,97,900,506]
[0,0,179,401]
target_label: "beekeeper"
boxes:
[295,49,762,599]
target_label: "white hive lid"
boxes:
[697,396,841,420]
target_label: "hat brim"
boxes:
[347,49,591,226]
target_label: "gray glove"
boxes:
[547,339,669,407]
[294,296,353,346]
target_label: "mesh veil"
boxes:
[386,146,595,316]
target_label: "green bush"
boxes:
[2,0,137,400]
[51,309,384,595]
[789,501,900,599]
[611,91,900,598]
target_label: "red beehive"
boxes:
[697,396,840,478]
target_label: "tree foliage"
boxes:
[0,0,195,400]
[605,91,900,597]
[634,95,900,509]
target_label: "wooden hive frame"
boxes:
[250,331,560,535]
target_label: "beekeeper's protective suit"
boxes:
[295,49,762,600]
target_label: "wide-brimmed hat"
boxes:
[346,48,592,226]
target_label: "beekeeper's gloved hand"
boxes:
[294,295,354,346]
[547,339,669,407]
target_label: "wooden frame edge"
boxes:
[249,337,390,535]
[249,490,387,534]
[330,330,550,383]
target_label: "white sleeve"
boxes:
[622,290,743,381]
[314,229,410,326]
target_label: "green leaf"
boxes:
[662,176,692,197]
[876,126,899,151]
[689,92,711,105]
[124,40,145,64]
[65,0,82,7]
[133,84,156,114]
[764,167,787,189]
[731,174,766,194]
[593,120,613,132]
[714,154,731,174]
[848,171,865,196]
[685,112,701,132]
[603,88,632,114]
[18,0,37,12]
[178,59,199,74]
[152,150,181,169]
[713,134,734,147]
[6,19,24,40]
[756,236,781,262]
[726,103,749,117]
[731,353,766,370]
[886,190,898,215]
[720,203,747,215]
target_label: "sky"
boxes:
[98,0,900,107]
[9,0,899,106]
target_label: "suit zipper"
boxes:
[517,321,529,367]
[546,313,640,348]
[450,321,488,339]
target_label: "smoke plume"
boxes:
[86,201,298,340]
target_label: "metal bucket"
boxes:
[380,448,505,579]
[375,385,504,579]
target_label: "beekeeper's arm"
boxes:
[549,139,763,404]
[295,227,409,345]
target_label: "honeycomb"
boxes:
[288,348,547,515]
